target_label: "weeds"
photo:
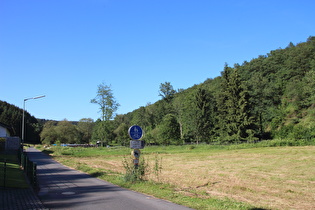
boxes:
[122,153,163,183]
[152,153,163,181]
[122,156,148,182]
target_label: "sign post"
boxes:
[128,125,144,169]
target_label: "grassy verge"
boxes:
[0,152,29,188]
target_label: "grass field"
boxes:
[0,152,29,188]
[39,143,315,210]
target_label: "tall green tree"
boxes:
[91,120,115,146]
[77,118,94,144]
[55,119,81,144]
[247,72,272,140]
[40,121,58,144]
[217,65,256,143]
[157,114,181,145]
[91,82,120,144]
[190,87,216,144]
[173,95,185,140]
[91,82,120,121]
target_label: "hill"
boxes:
[2,36,315,145]
[0,100,41,143]
[109,36,315,145]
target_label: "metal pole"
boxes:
[22,99,26,145]
[21,95,45,146]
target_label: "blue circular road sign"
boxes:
[128,125,143,140]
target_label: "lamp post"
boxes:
[22,95,45,145]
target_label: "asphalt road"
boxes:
[26,147,194,210]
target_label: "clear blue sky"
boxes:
[1,0,314,121]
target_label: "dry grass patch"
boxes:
[67,156,125,173]
[54,146,315,209]
[152,147,315,209]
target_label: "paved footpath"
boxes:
[26,147,194,210]
[0,188,47,210]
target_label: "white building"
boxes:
[0,122,11,137]
[0,123,21,150]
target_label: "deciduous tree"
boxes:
[91,82,120,121]
[77,118,94,144]
[91,82,120,144]
[157,114,180,145]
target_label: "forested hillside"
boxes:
[0,100,92,145]
[2,36,315,146]
[110,36,315,145]
[0,100,41,143]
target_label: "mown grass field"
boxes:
[39,142,315,210]
[0,152,29,188]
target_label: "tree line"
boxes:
[1,36,315,145]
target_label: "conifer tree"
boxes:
[216,65,255,143]
[191,87,216,144]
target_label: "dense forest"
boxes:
[1,36,315,145]
[0,100,41,143]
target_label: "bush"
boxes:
[289,125,315,140]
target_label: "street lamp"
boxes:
[22,95,45,145]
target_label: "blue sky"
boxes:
[1,0,314,121]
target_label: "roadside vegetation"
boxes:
[37,141,315,210]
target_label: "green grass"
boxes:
[38,145,130,157]
[38,138,315,157]
[119,181,255,210]
[0,152,29,188]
